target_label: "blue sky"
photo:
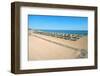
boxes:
[28,15,88,30]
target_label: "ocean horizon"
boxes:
[37,30,88,35]
[32,29,88,35]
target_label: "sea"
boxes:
[39,30,88,36]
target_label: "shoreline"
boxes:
[31,30,87,41]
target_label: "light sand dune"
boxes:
[28,33,87,60]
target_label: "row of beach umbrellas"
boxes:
[33,31,81,41]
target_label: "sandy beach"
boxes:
[28,32,88,60]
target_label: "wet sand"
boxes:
[28,32,88,60]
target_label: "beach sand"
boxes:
[28,32,88,60]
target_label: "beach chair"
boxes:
[70,34,79,41]
[63,34,71,40]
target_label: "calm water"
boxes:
[39,30,88,35]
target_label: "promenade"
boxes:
[28,32,87,60]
